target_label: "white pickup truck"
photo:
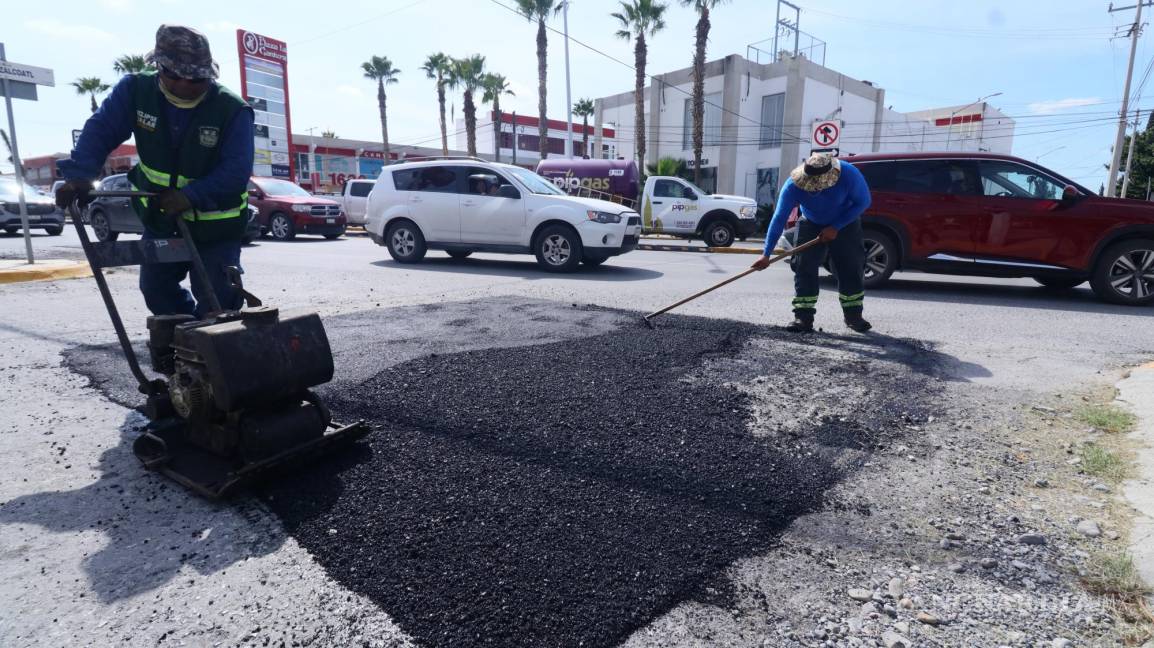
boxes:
[638,176,758,247]
[337,178,375,226]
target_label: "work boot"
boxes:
[786,311,814,333]
[843,307,872,332]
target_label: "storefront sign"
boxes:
[236,30,294,180]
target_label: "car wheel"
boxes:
[861,230,898,289]
[1034,276,1084,290]
[447,250,473,260]
[582,254,609,267]
[44,225,64,236]
[703,221,736,247]
[534,224,583,272]
[1090,238,1154,305]
[323,230,345,240]
[91,211,118,242]
[386,221,427,263]
[3,227,16,235]
[270,213,295,240]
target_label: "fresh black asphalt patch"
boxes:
[62,297,946,647]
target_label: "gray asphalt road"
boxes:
[5,226,1150,391]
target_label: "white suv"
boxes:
[365,158,642,272]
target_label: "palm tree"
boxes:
[482,73,515,162]
[112,54,153,75]
[321,129,338,139]
[645,156,686,178]
[572,98,595,158]
[449,55,487,157]
[361,56,401,159]
[421,53,453,157]
[612,0,668,174]
[680,0,728,185]
[71,77,111,113]
[514,0,561,160]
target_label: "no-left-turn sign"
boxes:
[813,120,840,148]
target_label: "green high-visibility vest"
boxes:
[127,72,251,243]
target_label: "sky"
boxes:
[1,0,1147,190]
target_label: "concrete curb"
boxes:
[1117,362,1154,603]
[636,243,773,255]
[0,259,92,285]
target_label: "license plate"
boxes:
[627,226,640,235]
[326,218,335,224]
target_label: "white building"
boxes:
[455,110,624,166]
[594,53,1015,206]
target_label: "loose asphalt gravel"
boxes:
[64,297,949,647]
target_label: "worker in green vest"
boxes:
[57,25,255,317]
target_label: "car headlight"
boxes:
[291,204,312,213]
[587,210,622,224]
[739,205,757,219]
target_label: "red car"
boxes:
[784,152,1154,306]
[247,177,346,241]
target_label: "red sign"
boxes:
[934,114,983,127]
[813,121,840,147]
[236,29,295,181]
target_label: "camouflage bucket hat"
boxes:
[789,153,842,193]
[147,25,219,80]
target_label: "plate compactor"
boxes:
[70,192,368,499]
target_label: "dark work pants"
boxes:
[792,218,865,315]
[139,230,243,318]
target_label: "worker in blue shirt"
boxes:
[753,153,873,333]
[56,25,255,318]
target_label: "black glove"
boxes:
[54,179,93,209]
[156,188,192,217]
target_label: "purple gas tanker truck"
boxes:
[535,159,640,208]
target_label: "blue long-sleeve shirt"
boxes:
[59,75,254,212]
[762,161,872,255]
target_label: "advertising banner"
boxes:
[236,30,294,180]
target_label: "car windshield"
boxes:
[255,178,312,197]
[681,179,710,196]
[505,167,566,195]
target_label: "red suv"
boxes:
[785,152,1154,305]
[247,177,345,241]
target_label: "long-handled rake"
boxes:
[642,237,824,329]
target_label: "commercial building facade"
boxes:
[455,111,622,165]
[594,53,1015,207]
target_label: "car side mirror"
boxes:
[496,185,521,199]
[250,190,264,200]
[684,190,698,200]
[1052,184,1079,210]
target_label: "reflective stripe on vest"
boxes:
[130,179,247,222]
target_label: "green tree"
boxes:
[321,129,338,139]
[361,56,401,159]
[645,156,687,178]
[680,0,728,185]
[572,98,595,157]
[612,0,668,174]
[514,0,562,160]
[113,54,154,75]
[482,73,515,162]
[71,77,110,113]
[449,55,487,157]
[421,53,453,157]
[1116,111,1154,199]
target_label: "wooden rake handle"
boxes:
[643,237,826,322]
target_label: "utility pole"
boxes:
[0,43,34,264]
[562,0,574,158]
[1122,109,1141,198]
[1106,1,1150,196]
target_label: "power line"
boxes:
[291,0,429,47]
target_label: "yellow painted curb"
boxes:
[0,261,93,285]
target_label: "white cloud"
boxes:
[336,85,364,97]
[1027,97,1102,115]
[203,20,240,34]
[23,19,116,43]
